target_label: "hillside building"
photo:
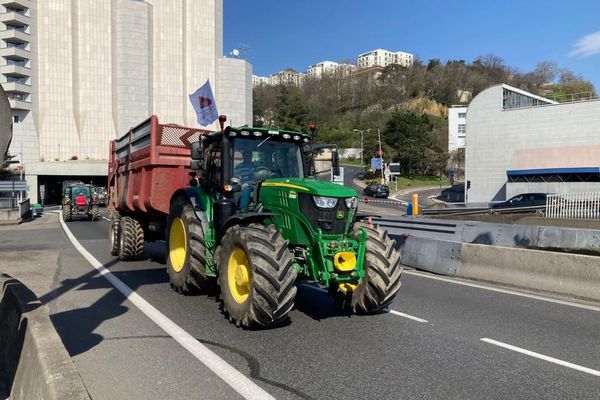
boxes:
[356,49,413,69]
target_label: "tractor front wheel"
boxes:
[166,203,215,294]
[118,216,144,260]
[62,205,71,222]
[216,223,297,328]
[339,223,403,314]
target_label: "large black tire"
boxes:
[109,214,121,256]
[118,216,144,260]
[62,204,71,222]
[91,205,100,221]
[166,203,215,294]
[339,223,403,313]
[216,223,297,328]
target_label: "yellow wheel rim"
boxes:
[228,247,251,304]
[169,217,187,273]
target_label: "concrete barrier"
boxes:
[459,244,600,302]
[397,235,462,276]
[0,274,89,400]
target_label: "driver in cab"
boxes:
[234,150,258,212]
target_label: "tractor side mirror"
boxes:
[332,150,340,177]
[190,141,204,170]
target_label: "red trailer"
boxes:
[108,116,209,258]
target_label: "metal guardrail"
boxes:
[422,204,545,216]
[0,197,19,209]
[546,192,600,220]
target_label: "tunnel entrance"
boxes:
[38,175,108,205]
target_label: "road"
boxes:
[26,208,600,399]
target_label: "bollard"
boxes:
[406,201,413,216]
[411,194,419,215]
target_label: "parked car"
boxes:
[490,193,547,209]
[355,172,366,180]
[363,183,390,198]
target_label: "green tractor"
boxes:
[167,123,403,328]
[62,183,100,222]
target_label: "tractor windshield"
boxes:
[233,138,304,181]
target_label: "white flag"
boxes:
[189,80,218,126]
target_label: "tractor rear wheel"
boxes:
[339,223,403,313]
[216,223,297,328]
[91,205,100,221]
[166,203,215,294]
[62,205,71,222]
[109,214,120,256]
[118,216,144,260]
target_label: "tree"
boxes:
[381,109,435,177]
[274,85,309,131]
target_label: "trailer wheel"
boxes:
[216,223,297,328]
[338,223,403,314]
[109,214,121,256]
[62,205,71,222]
[118,216,144,260]
[91,205,100,221]
[166,203,215,294]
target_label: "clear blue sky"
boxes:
[224,0,600,91]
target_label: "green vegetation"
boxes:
[254,55,596,177]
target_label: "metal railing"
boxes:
[546,192,600,220]
[0,197,19,209]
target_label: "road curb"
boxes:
[0,274,90,400]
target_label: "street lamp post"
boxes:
[352,128,371,167]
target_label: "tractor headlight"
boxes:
[313,196,338,209]
[345,197,358,210]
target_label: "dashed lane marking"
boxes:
[403,270,600,312]
[481,338,600,377]
[388,310,428,323]
[59,217,275,400]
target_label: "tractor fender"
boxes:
[169,188,206,221]
[219,212,277,237]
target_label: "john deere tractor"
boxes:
[164,122,403,328]
[62,183,100,222]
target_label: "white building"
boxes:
[252,75,270,87]
[1,0,252,204]
[356,49,413,69]
[448,106,467,152]
[269,69,305,86]
[306,61,339,78]
[465,83,600,203]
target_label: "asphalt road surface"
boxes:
[39,208,600,399]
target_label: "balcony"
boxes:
[2,81,30,93]
[0,11,29,25]
[0,64,30,77]
[0,46,29,60]
[0,28,30,43]
[0,0,30,9]
[8,98,30,110]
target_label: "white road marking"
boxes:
[102,216,110,221]
[403,270,600,312]
[59,218,275,400]
[481,338,600,377]
[298,283,429,323]
[388,310,428,323]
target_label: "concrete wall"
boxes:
[465,84,600,203]
[217,57,252,127]
[0,275,89,399]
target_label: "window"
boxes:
[458,112,466,119]
[13,115,19,123]
[457,124,466,137]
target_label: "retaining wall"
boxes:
[0,274,89,400]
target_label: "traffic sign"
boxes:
[331,166,344,185]
[371,157,382,170]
